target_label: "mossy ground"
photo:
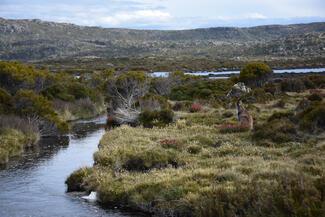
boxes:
[68,91,325,217]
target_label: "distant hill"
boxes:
[0,18,324,61]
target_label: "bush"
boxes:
[189,103,202,113]
[172,101,192,111]
[308,93,323,102]
[239,62,273,87]
[14,90,68,133]
[122,149,178,171]
[0,87,12,113]
[139,109,174,128]
[65,167,93,192]
[280,78,306,92]
[253,120,298,143]
[243,88,274,103]
[139,94,170,111]
[298,102,325,132]
[273,99,286,108]
[170,79,232,101]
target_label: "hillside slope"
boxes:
[0,18,324,61]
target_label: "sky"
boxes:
[0,0,324,29]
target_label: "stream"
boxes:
[0,116,140,217]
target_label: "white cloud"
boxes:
[99,10,172,26]
[245,13,267,19]
[0,0,324,29]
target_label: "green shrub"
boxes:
[122,149,178,171]
[253,119,298,143]
[139,94,170,111]
[280,78,306,92]
[0,87,12,113]
[139,109,174,128]
[308,93,323,102]
[172,101,192,111]
[65,167,93,192]
[239,62,273,87]
[298,102,325,132]
[170,79,232,101]
[14,90,68,133]
[0,61,48,94]
[14,89,56,118]
[243,88,274,103]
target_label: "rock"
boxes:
[227,82,251,98]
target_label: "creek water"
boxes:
[0,116,141,217]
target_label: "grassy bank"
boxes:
[0,128,39,165]
[67,91,325,217]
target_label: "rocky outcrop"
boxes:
[227,82,252,98]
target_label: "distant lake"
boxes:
[151,68,325,78]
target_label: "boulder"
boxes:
[227,82,251,98]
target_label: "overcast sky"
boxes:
[0,0,324,29]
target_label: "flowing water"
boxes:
[0,116,141,217]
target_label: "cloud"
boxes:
[0,0,324,29]
[99,10,172,26]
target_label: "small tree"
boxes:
[107,71,149,125]
[239,62,273,87]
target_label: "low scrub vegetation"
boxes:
[0,61,106,164]
[68,79,324,216]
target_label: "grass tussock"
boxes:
[67,89,324,217]
[0,128,39,165]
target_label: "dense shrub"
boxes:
[239,62,273,87]
[308,93,323,102]
[253,119,298,143]
[172,101,192,111]
[122,149,178,171]
[65,167,93,192]
[13,90,68,132]
[14,90,56,118]
[139,109,174,128]
[139,94,170,111]
[298,102,325,132]
[170,79,232,101]
[0,87,12,113]
[280,78,306,92]
[273,99,286,108]
[243,88,274,103]
[0,61,49,94]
